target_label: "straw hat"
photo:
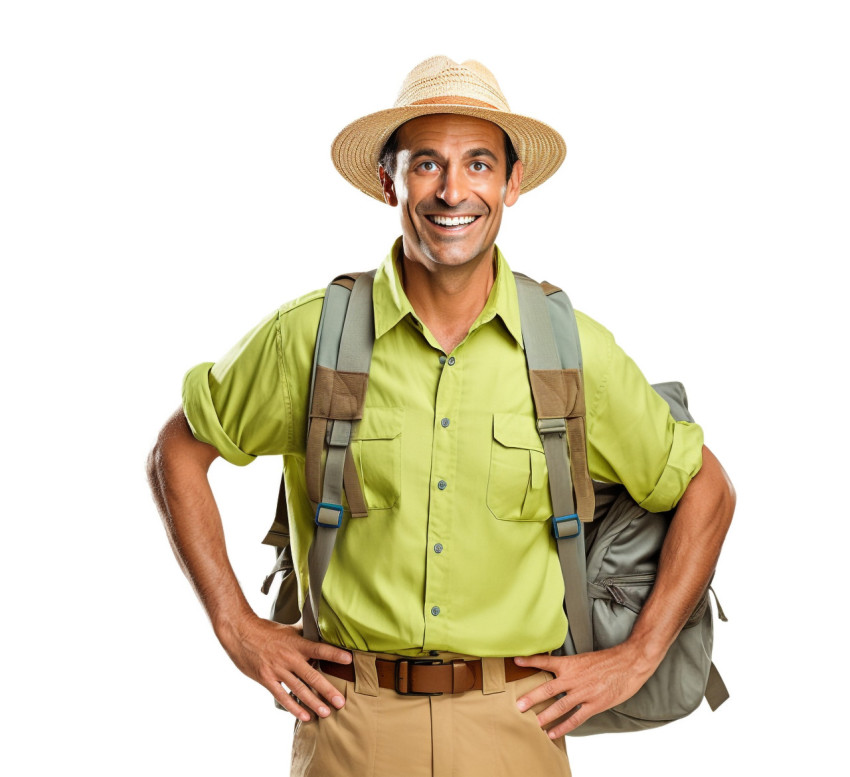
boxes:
[331,56,566,201]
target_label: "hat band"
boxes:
[406,95,501,110]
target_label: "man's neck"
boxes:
[399,249,496,354]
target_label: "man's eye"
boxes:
[419,161,437,172]
[470,161,489,172]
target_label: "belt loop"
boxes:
[482,657,506,695]
[353,651,380,697]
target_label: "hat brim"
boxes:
[331,104,566,201]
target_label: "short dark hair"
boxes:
[379,124,520,184]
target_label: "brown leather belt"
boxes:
[319,657,538,696]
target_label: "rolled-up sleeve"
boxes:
[635,419,703,511]
[578,312,704,512]
[181,309,292,464]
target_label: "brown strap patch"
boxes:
[344,447,368,518]
[567,415,595,522]
[332,272,360,291]
[540,281,562,296]
[305,417,327,505]
[311,365,369,421]
[528,369,583,419]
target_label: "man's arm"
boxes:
[514,444,735,737]
[146,408,351,721]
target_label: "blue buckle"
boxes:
[315,502,344,528]
[552,513,580,540]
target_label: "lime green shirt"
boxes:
[182,240,703,657]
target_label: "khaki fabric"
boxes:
[291,652,571,777]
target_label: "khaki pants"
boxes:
[291,652,571,777]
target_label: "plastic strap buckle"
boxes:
[552,513,580,540]
[537,418,567,436]
[315,502,344,529]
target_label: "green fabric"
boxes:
[181,238,704,657]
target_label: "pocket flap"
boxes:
[354,406,404,441]
[492,413,543,452]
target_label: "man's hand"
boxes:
[215,613,352,722]
[514,645,655,737]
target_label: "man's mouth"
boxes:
[426,215,480,228]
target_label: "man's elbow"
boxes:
[146,408,218,500]
[146,411,179,507]
[699,445,736,531]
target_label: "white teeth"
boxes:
[431,215,477,226]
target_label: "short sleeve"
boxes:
[181,309,292,464]
[577,312,704,512]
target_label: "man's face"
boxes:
[380,114,523,270]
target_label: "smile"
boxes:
[426,215,479,227]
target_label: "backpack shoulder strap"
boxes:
[260,271,375,641]
[261,273,367,549]
[514,272,595,655]
[301,270,375,641]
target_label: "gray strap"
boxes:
[261,544,294,595]
[704,662,730,711]
[514,274,563,370]
[303,272,375,642]
[514,274,594,656]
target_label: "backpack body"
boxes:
[563,382,728,735]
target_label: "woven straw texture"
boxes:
[331,56,566,201]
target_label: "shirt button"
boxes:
[439,355,447,365]
[437,480,447,490]
[431,606,441,616]
[440,418,450,428]
[434,543,444,554]
[447,356,456,366]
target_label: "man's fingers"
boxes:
[298,663,347,710]
[545,702,591,738]
[306,640,352,665]
[264,677,313,722]
[514,670,564,711]
[514,653,552,671]
[279,670,338,718]
[535,691,583,727]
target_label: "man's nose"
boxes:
[437,164,468,207]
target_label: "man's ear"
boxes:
[504,160,523,207]
[379,166,398,207]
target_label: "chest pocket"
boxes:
[486,413,552,521]
[350,407,403,511]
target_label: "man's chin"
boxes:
[419,243,490,269]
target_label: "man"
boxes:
[148,56,735,776]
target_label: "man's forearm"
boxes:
[147,408,353,719]
[146,408,253,633]
[624,444,735,668]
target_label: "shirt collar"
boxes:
[372,237,524,348]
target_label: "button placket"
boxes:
[422,344,462,649]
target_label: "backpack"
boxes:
[260,270,729,734]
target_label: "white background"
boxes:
[2,1,848,775]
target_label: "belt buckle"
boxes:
[394,658,443,696]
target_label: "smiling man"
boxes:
[148,56,734,777]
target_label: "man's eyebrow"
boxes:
[407,147,500,162]
[464,148,499,161]
[409,148,441,162]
